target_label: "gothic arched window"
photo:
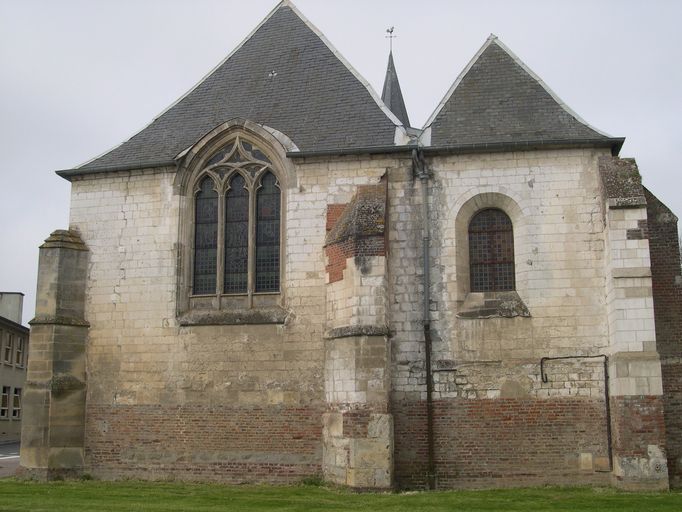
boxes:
[468,208,515,292]
[192,137,282,296]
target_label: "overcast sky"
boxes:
[1,0,681,324]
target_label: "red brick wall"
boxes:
[644,188,682,487]
[325,183,387,284]
[85,404,323,483]
[392,398,611,489]
[610,396,666,457]
[661,362,682,487]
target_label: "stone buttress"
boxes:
[600,157,669,490]
[19,230,89,479]
[322,179,393,488]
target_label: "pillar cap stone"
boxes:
[40,230,87,251]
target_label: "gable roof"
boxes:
[75,1,402,173]
[424,35,617,148]
[381,52,410,127]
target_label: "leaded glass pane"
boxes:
[193,177,218,295]
[205,141,234,166]
[224,174,249,294]
[469,209,515,292]
[255,172,280,292]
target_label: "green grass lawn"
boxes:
[0,480,680,512]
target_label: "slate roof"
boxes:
[76,1,400,172]
[381,52,410,127]
[425,35,615,147]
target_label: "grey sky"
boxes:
[1,0,681,324]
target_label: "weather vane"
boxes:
[385,26,396,52]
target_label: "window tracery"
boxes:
[191,136,282,297]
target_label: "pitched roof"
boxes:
[77,1,401,172]
[381,52,410,127]
[424,35,614,147]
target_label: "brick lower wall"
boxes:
[610,395,666,458]
[85,404,323,483]
[392,398,611,489]
[661,360,682,487]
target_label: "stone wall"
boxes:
[67,155,396,482]
[644,187,682,487]
[34,146,677,489]
[387,148,633,488]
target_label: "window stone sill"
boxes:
[178,306,288,326]
[457,291,531,319]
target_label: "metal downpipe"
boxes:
[413,149,436,490]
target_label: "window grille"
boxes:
[469,208,515,292]
[224,174,249,294]
[0,386,8,418]
[12,388,21,419]
[255,172,281,292]
[193,177,219,295]
[15,338,24,367]
[3,335,13,364]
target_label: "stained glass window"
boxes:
[191,138,281,298]
[193,177,218,294]
[255,172,281,292]
[469,209,515,292]
[224,174,249,294]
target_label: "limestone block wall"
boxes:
[68,165,326,481]
[67,155,397,483]
[388,148,619,488]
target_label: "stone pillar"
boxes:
[322,182,393,489]
[19,230,89,480]
[600,157,669,490]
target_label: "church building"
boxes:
[20,1,682,490]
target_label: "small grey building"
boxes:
[0,293,29,444]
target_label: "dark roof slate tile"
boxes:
[427,36,611,147]
[381,52,410,127]
[79,2,399,171]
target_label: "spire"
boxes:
[381,51,410,127]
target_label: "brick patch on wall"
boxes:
[392,398,610,489]
[610,395,666,457]
[325,183,387,284]
[85,404,324,483]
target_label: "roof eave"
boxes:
[56,160,177,181]
[287,137,625,158]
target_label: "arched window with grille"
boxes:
[468,208,515,292]
[191,136,282,297]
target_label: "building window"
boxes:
[0,386,9,419]
[12,388,21,419]
[3,335,13,364]
[191,137,282,297]
[14,338,24,367]
[469,208,515,292]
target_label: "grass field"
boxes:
[0,480,680,511]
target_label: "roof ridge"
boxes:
[422,36,496,130]
[283,1,405,130]
[492,37,613,138]
[422,35,612,138]
[75,2,289,169]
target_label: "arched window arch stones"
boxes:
[452,191,528,302]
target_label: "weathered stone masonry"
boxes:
[20,1,682,491]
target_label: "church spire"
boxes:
[381,50,411,127]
